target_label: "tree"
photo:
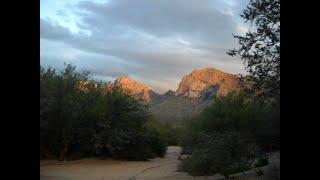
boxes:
[228,0,280,102]
[40,64,90,160]
[91,85,147,158]
[40,64,167,160]
[179,92,279,176]
[179,132,250,178]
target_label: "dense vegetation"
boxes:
[228,0,280,102]
[150,92,212,123]
[40,64,167,161]
[178,92,279,177]
[179,0,280,177]
[40,2,280,179]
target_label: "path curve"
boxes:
[40,146,278,180]
[40,146,195,180]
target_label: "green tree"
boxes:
[179,132,250,177]
[40,64,167,160]
[179,92,279,176]
[200,92,265,140]
[92,85,146,158]
[40,64,90,160]
[228,0,280,102]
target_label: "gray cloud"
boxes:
[40,0,248,93]
[73,0,242,48]
[40,18,73,40]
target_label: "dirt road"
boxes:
[41,146,201,180]
[40,146,279,180]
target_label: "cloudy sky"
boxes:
[40,0,250,93]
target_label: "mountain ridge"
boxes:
[114,67,240,122]
[175,67,239,98]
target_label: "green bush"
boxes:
[179,117,203,155]
[150,121,181,146]
[255,168,264,176]
[233,161,252,173]
[179,92,279,177]
[255,105,280,151]
[178,149,216,176]
[254,154,269,167]
[200,92,266,138]
[40,64,167,161]
[220,161,252,178]
[179,132,251,177]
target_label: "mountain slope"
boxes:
[114,76,158,103]
[114,67,240,122]
[176,67,239,98]
[150,93,212,122]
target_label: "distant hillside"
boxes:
[176,67,239,98]
[114,67,240,122]
[149,92,212,122]
[114,76,158,103]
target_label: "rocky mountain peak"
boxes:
[113,68,241,122]
[175,67,239,98]
[114,76,155,102]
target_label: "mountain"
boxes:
[175,67,239,98]
[150,93,211,122]
[114,67,240,122]
[114,76,158,103]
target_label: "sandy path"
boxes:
[40,146,279,180]
[41,146,198,180]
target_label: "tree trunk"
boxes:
[59,145,68,161]
[59,128,70,161]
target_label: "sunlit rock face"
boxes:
[175,67,239,98]
[114,67,240,122]
[114,76,156,103]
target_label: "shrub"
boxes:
[254,154,269,167]
[150,120,181,146]
[255,168,264,176]
[40,64,167,161]
[179,132,251,177]
[200,92,266,138]
[271,165,280,180]
[179,92,279,177]
[220,161,252,178]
